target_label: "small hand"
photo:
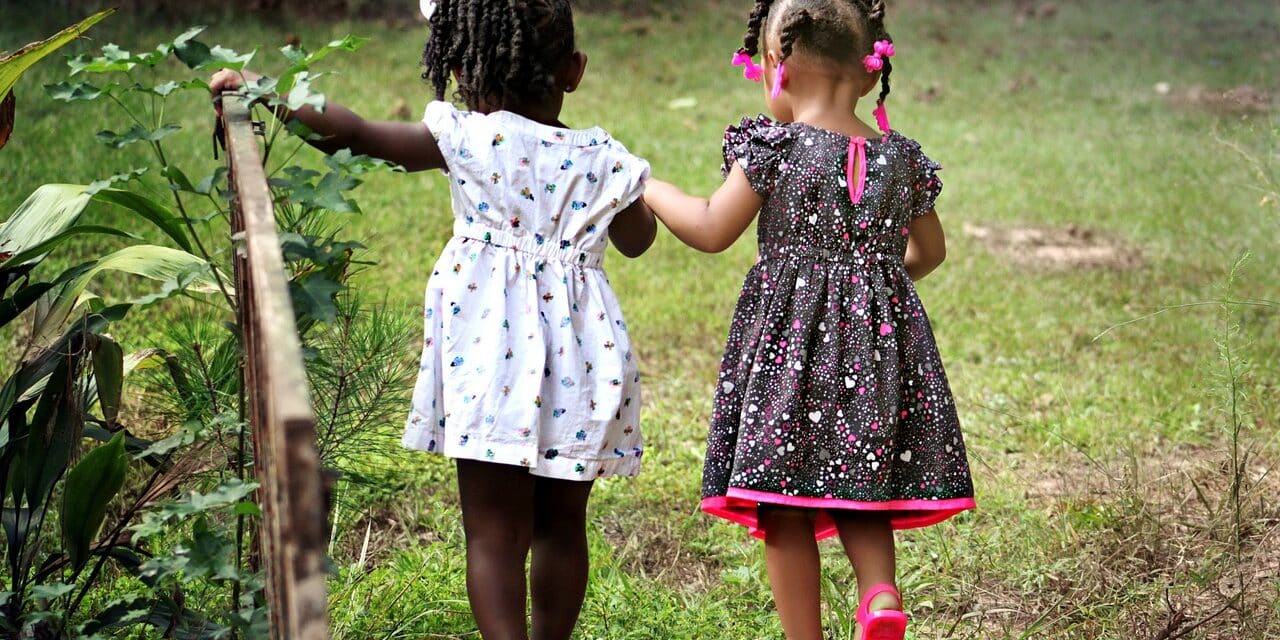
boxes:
[209,68,264,116]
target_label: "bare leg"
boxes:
[457,459,536,640]
[759,505,824,640]
[530,475,594,640]
[832,512,901,635]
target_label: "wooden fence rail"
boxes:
[222,94,330,640]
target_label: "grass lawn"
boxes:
[2,1,1278,638]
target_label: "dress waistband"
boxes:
[453,221,604,268]
[761,242,904,266]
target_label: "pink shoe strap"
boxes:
[856,583,902,619]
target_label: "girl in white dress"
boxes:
[210,1,656,637]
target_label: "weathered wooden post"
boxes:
[222,94,330,640]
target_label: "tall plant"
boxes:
[26,23,414,636]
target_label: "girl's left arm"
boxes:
[904,210,947,281]
[609,199,658,258]
[643,165,763,253]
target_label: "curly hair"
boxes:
[740,0,894,107]
[422,0,576,110]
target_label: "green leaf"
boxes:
[185,518,238,581]
[290,274,343,324]
[0,225,139,271]
[61,432,129,570]
[23,334,88,511]
[92,335,124,425]
[280,35,367,72]
[32,245,217,346]
[67,42,137,75]
[0,376,19,448]
[174,38,254,71]
[232,501,261,516]
[81,595,152,635]
[162,165,196,192]
[193,167,228,196]
[0,282,53,328]
[140,79,207,96]
[95,124,181,149]
[130,261,219,307]
[132,478,259,540]
[86,167,148,195]
[277,35,366,94]
[325,148,397,176]
[286,170,360,213]
[0,8,114,99]
[92,188,194,253]
[44,80,118,102]
[0,184,94,270]
[278,71,325,113]
[29,582,76,601]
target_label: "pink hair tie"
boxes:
[863,39,895,73]
[732,49,764,83]
[873,101,891,134]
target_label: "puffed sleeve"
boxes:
[721,115,792,197]
[422,100,466,173]
[904,139,943,219]
[607,140,652,209]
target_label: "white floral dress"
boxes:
[401,101,650,480]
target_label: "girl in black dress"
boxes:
[644,1,975,638]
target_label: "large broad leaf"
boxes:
[22,332,88,512]
[13,307,128,410]
[0,185,94,269]
[0,225,139,271]
[32,246,218,346]
[61,432,129,570]
[91,189,194,253]
[91,335,123,426]
[0,281,53,328]
[0,9,114,103]
[0,90,12,151]
[0,9,112,152]
[0,184,196,275]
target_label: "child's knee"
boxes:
[466,520,533,555]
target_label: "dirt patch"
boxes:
[963,222,1143,271]
[598,509,724,591]
[1006,440,1280,639]
[1161,83,1274,116]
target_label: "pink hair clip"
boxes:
[732,49,765,82]
[771,63,786,99]
[863,39,895,73]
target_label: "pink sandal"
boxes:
[857,584,908,640]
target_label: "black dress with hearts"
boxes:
[700,116,976,541]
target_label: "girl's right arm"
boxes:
[209,69,446,173]
[643,165,763,254]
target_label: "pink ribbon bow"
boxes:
[732,49,765,83]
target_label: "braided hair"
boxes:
[422,0,576,110]
[739,0,894,107]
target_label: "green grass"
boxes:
[3,1,1279,638]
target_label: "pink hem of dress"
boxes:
[701,490,976,541]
